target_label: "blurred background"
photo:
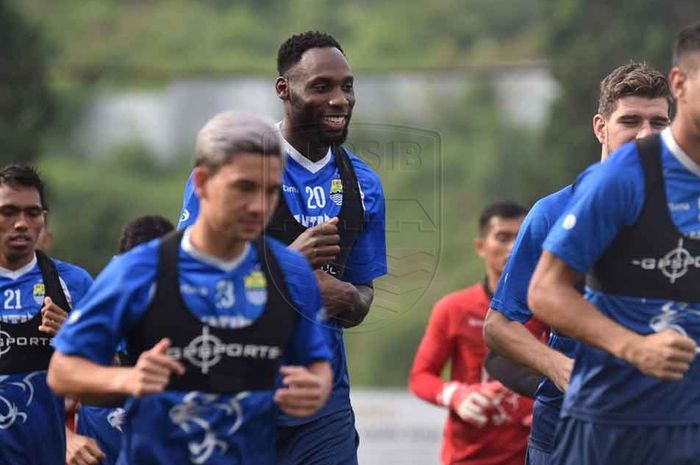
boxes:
[2,0,697,462]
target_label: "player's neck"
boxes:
[485,269,500,296]
[281,119,330,162]
[0,251,35,272]
[671,119,700,166]
[188,222,247,262]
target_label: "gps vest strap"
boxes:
[586,134,700,300]
[126,230,298,393]
[266,145,364,279]
[0,252,71,374]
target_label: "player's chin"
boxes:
[237,225,265,241]
[319,127,349,145]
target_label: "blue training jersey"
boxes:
[54,231,332,465]
[178,139,387,426]
[490,185,578,451]
[77,406,126,465]
[544,128,700,425]
[0,256,93,465]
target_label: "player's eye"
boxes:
[234,181,256,193]
[24,208,43,218]
[652,119,670,129]
[0,206,20,217]
[619,118,640,127]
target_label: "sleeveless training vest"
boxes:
[0,251,71,374]
[127,231,298,393]
[587,134,700,301]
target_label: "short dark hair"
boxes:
[277,31,344,75]
[673,22,700,73]
[118,215,174,253]
[478,201,527,235]
[597,62,672,118]
[0,164,47,209]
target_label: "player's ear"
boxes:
[474,236,486,259]
[192,166,212,200]
[276,76,290,101]
[593,114,606,145]
[668,67,686,101]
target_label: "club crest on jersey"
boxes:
[330,178,343,206]
[32,283,45,305]
[244,270,267,306]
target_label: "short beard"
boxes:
[318,125,349,146]
[289,93,349,147]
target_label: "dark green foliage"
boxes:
[0,0,53,164]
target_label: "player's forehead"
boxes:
[609,95,670,119]
[215,153,282,180]
[289,47,352,81]
[484,215,524,234]
[0,184,42,208]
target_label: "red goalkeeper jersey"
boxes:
[409,282,547,465]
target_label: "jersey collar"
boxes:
[662,127,700,178]
[277,121,333,174]
[0,254,37,280]
[181,228,250,272]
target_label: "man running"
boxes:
[529,23,700,464]
[48,112,333,464]
[410,202,544,465]
[483,61,672,464]
[178,31,387,465]
[0,164,93,465]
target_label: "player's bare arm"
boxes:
[314,270,373,327]
[48,338,185,403]
[484,309,573,392]
[528,251,696,381]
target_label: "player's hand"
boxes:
[66,427,106,465]
[38,297,68,335]
[442,381,504,427]
[482,381,534,427]
[314,270,358,319]
[543,352,574,392]
[118,338,185,396]
[621,329,696,381]
[274,365,331,418]
[289,217,340,268]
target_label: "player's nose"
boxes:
[635,121,655,139]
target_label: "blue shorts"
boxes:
[276,409,359,465]
[526,444,553,465]
[552,417,700,465]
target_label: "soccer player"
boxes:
[409,202,545,465]
[75,215,174,465]
[47,111,333,465]
[528,23,700,464]
[0,164,93,465]
[483,61,672,465]
[178,31,387,465]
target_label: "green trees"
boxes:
[0,1,53,164]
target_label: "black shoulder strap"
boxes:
[327,145,364,277]
[636,134,664,205]
[36,250,71,312]
[257,235,295,307]
[156,229,185,302]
